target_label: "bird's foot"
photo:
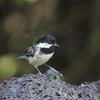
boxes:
[44,64,58,73]
[37,72,46,77]
[35,67,46,77]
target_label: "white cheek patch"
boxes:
[37,42,52,48]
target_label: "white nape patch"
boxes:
[37,42,52,48]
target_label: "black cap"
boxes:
[36,34,56,44]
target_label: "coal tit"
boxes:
[15,34,59,75]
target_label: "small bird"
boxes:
[15,34,59,75]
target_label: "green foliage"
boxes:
[0,56,17,79]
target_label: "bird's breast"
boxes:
[28,51,54,67]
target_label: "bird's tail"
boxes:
[14,56,25,61]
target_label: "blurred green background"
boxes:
[0,0,100,84]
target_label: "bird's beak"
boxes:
[53,43,60,47]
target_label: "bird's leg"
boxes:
[44,64,58,72]
[35,67,43,75]
[35,67,46,77]
[44,64,63,79]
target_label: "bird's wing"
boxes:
[22,46,34,57]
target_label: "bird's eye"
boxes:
[48,42,51,44]
[51,40,56,44]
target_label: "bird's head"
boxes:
[36,34,59,49]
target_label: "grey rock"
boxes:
[0,69,100,100]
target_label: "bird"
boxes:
[15,34,59,75]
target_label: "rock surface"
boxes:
[0,69,100,100]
